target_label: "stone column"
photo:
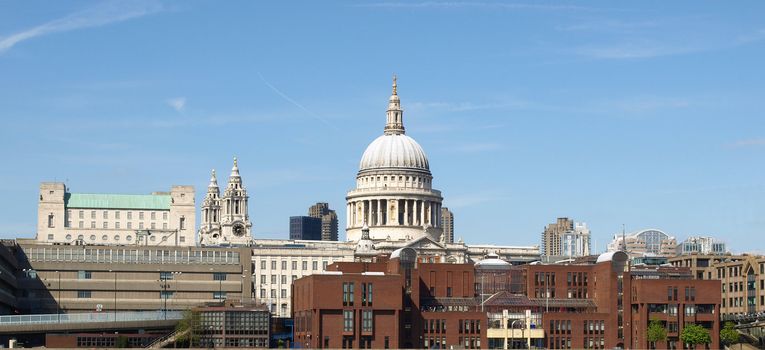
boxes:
[376,199,382,226]
[404,200,409,226]
[420,200,426,227]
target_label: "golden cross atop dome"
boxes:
[392,74,397,95]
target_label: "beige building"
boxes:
[36,182,195,246]
[16,240,251,314]
[441,207,454,244]
[670,253,765,317]
[607,228,677,259]
[540,217,590,258]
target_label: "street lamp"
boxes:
[240,269,248,305]
[55,270,61,323]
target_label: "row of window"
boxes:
[666,287,696,301]
[342,282,374,306]
[459,319,481,334]
[69,210,168,221]
[260,288,288,299]
[259,260,329,271]
[25,247,239,264]
[59,233,180,243]
[74,290,228,300]
[69,221,170,230]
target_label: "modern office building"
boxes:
[36,182,196,247]
[193,305,270,348]
[441,207,454,244]
[289,216,322,241]
[0,240,19,315]
[540,218,591,258]
[607,229,677,259]
[308,202,339,241]
[198,158,253,246]
[676,236,727,255]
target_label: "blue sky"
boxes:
[0,1,763,252]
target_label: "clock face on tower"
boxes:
[233,223,245,237]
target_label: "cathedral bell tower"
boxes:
[199,157,252,246]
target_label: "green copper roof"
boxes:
[64,193,171,210]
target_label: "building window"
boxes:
[151,212,156,220]
[282,261,287,270]
[213,291,226,300]
[281,289,287,298]
[79,210,84,219]
[163,212,168,220]
[261,260,267,270]
[139,222,144,229]
[323,261,328,270]
[89,235,96,241]
[362,310,373,332]
[78,221,83,228]
[151,222,156,229]
[179,236,185,243]
[103,211,108,219]
[179,217,186,230]
[91,221,96,228]
[312,261,318,270]
[271,275,277,284]
[47,214,55,228]
[91,211,96,219]
[115,211,120,219]
[47,234,54,240]
[160,291,174,299]
[271,261,277,270]
[163,223,167,230]
[127,222,132,229]
[78,290,92,298]
[343,282,355,306]
[127,211,132,220]
[115,222,120,229]
[139,212,144,220]
[302,261,308,270]
[281,275,287,284]
[160,271,174,280]
[343,310,354,332]
[292,261,297,270]
[102,235,108,241]
[260,289,266,298]
[213,272,226,281]
[271,289,276,298]
[103,222,108,229]
[78,270,92,279]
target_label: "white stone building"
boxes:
[199,157,253,246]
[36,182,195,246]
[346,76,444,242]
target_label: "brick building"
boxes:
[292,247,487,349]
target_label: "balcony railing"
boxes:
[0,310,183,325]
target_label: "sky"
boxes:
[0,1,763,253]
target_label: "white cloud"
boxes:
[166,97,187,112]
[728,138,765,148]
[0,0,162,54]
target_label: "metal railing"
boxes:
[0,310,183,325]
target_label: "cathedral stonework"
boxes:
[346,77,444,242]
[199,157,253,246]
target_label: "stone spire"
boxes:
[207,169,219,195]
[384,74,405,135]
[228,156,242,187]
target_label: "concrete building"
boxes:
[14,240,252,314]
[441,207,454,244]
[0,240,19,315]
[676,236,727,255]
[198,158,253,246]
[607,229,677,259]
[540,218,590,258]
[346,77,445,242]
[308,202,339,241]
[289,216,322,241]
[36,182,195,247]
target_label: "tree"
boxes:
[174,310,200,347]
[720,321,740,348]
[647,319,668,349]
[681,323,712,348]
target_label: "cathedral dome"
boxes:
[359,134,430,172]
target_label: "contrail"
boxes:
[257,72,338,130]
